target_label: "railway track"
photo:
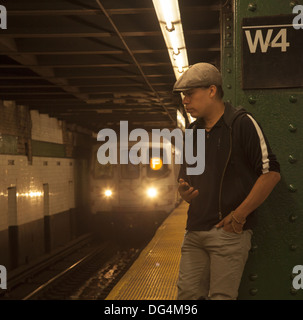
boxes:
[0,234,106,299]
[26,246,139,300]
[0,214,163,300]
[0,234,141,300]
[22,242,112,300]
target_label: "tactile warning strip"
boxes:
[106,202,188,300]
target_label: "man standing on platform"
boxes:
[174,63,281,300]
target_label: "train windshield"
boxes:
[147,148,169,178]
[121,163,140,179]
[93,161,113,179]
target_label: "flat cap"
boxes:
[173,62,222,93]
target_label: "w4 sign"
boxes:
[244,28,290,53]
[242,14,303,89]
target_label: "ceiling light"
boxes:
[152,0,189,80]
[177,109,185,131]
[152,0,193,124]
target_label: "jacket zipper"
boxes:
[218,126,233,220]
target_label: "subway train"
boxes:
[89,133,182,235]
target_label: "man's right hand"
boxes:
[178,178,199,203]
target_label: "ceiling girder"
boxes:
[0,0,222,131]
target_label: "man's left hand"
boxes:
[215,212,245,234]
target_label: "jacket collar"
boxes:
[222,102,248,128]
[191,102,249,129]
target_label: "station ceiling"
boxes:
[0,0,222,132]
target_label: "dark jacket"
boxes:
[179,102,280,231]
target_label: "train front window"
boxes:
[93,161,113,179]
[121,163,140,179]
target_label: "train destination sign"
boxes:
[242,14,303,89]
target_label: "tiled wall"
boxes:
[0,155,75,231]
[0,103,77,232]
[30,110,63,144]
[0,100,92,268]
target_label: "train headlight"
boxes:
[147,187,157,198]
[104,189,112,197]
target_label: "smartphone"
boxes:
[179,179,191,191]
[184,184,190,191]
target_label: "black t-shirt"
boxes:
[181,115,226,230]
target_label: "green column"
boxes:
[221,0,303,299]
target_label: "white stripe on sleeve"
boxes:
[246,114,270,174]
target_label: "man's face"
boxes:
[182,87,212,118]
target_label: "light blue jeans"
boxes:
[177,227,252,300]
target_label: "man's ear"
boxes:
[209,85,217,99]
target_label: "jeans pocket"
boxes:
[220,228,242,238]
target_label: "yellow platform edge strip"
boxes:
[106,201,188,300]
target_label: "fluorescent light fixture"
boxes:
[152,0,189,80]
[152,0,194,123]
[177,109,185,131]
[189,115,195,123]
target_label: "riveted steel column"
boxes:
[225,0,303,299]
[221,0,236,104]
